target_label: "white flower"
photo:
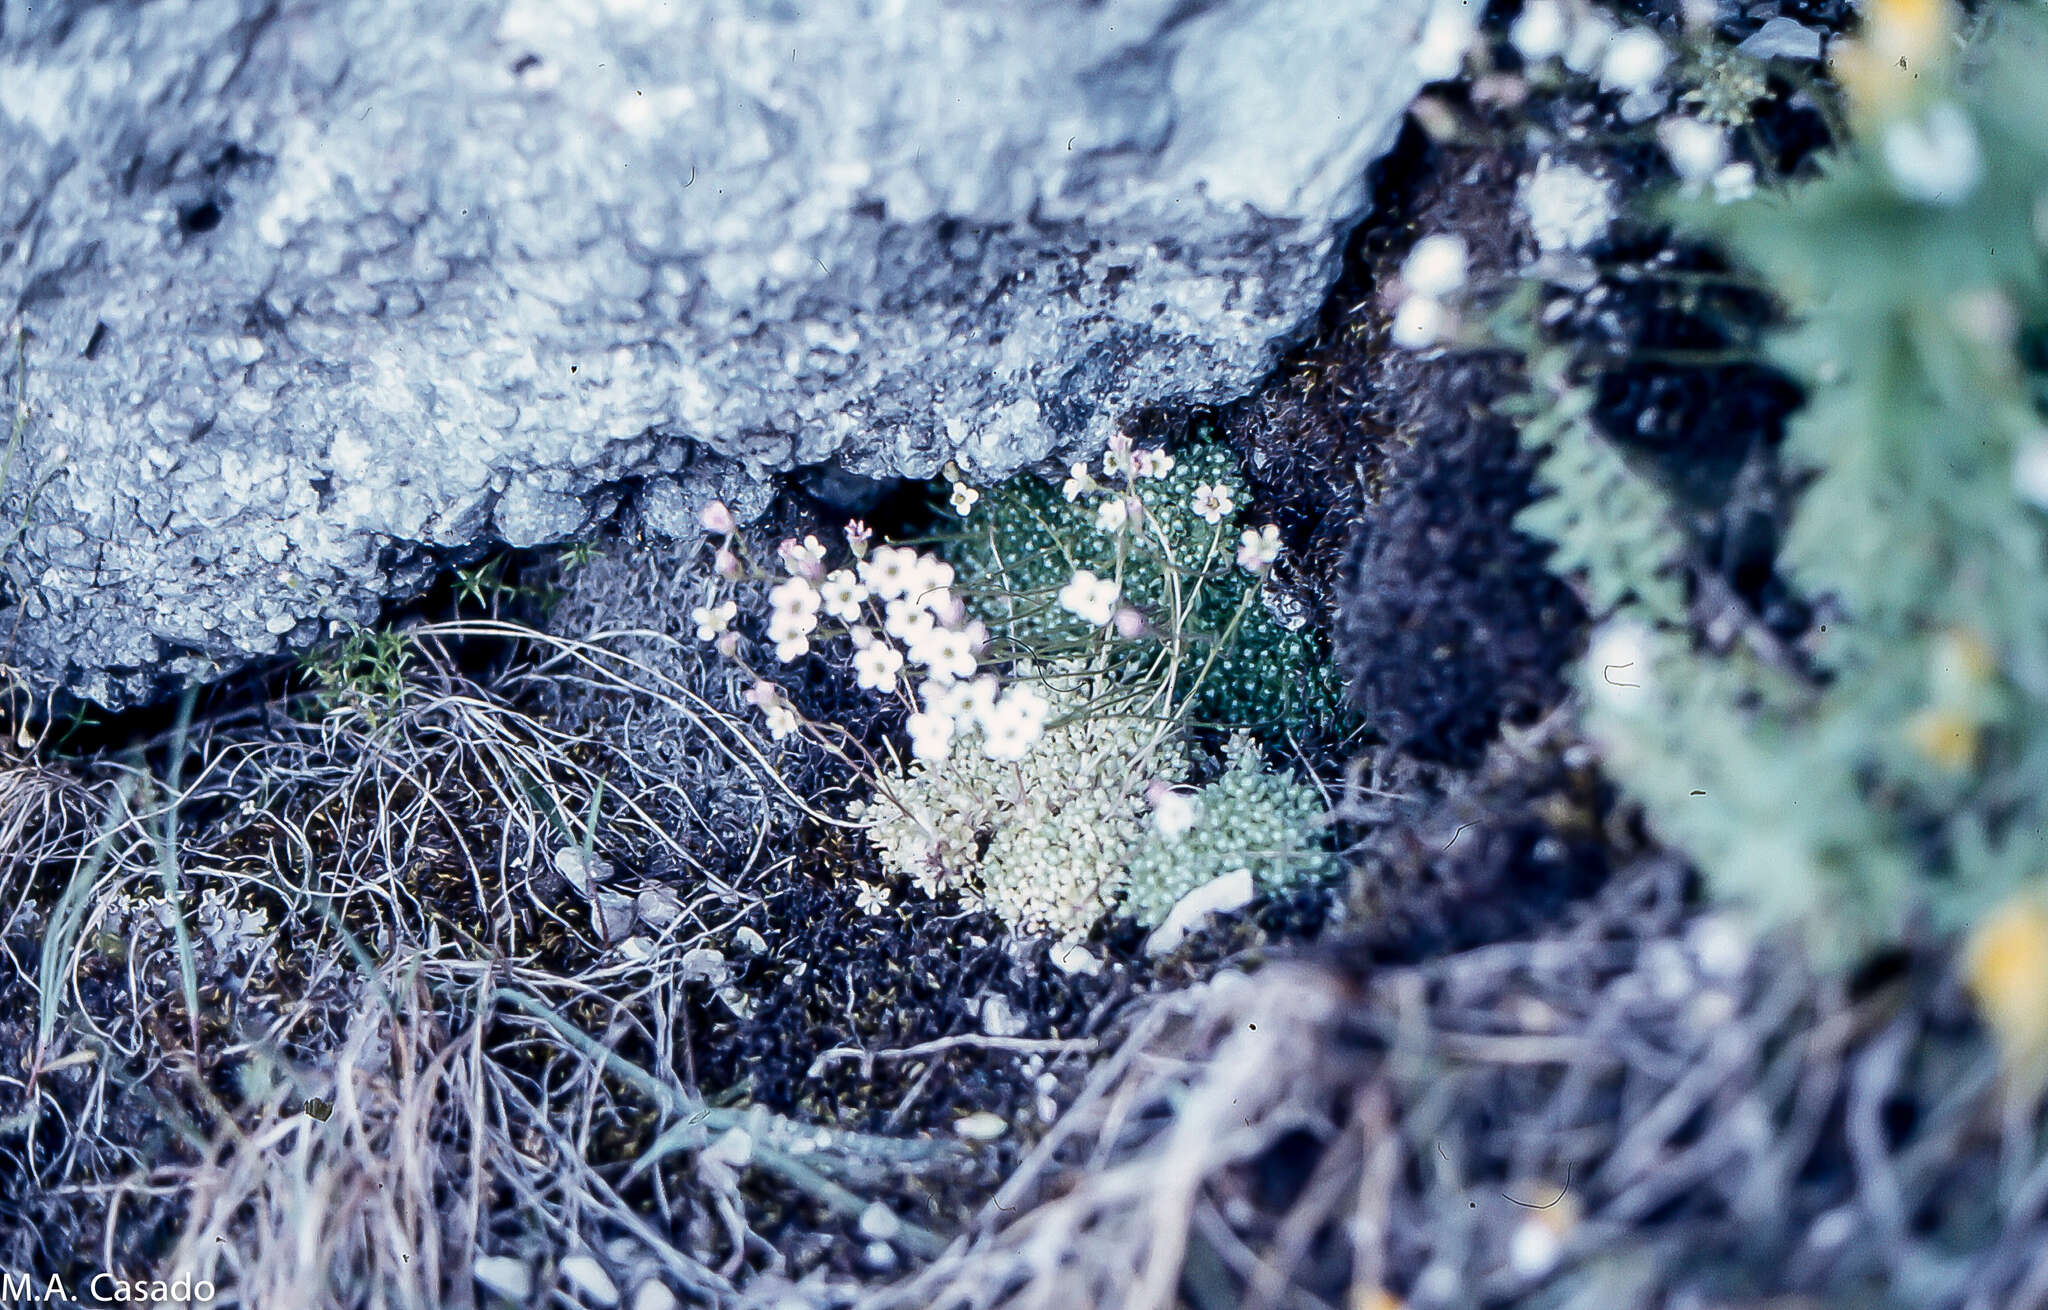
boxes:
[922,678,973,718]
[884,597,937,644]
[778,534,827,579]
[909,554,955,597]
[950,483,981,514]
[906,709,956,761]
[818,569,867,622]
[1057,569,1122,626]
[766,606,816,647]
[1062,462,1100,501]
[1511,0,1569,61]
[691,600,737,641]
[859,546,920,599]
[1237,524,1283,575]
[769,576,820,623]
[979,685,1049,761]
[1599,27,1668,92]
[853,881,892,916]
[1130,448,1175,479]
[1883,102,1983,205]
[764,702,800,738]
[1508,1215,1564,1278]
[1391,295,1453,349]
[1658,117,1727,184]
[773,633,810,663]
[1415,1,1477,81]
[1095,497,1130,534]
[1190,483,1236,525]
[1402,234,1469,298]
[853,642,905,692]
[2014,434,2048,510]
[914,626,981,681]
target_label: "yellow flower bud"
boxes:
[1832,0,1956,122]
[1906,706,1979,771]
[1965,893,2048,1096]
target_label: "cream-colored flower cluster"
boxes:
[853,676,1184,941]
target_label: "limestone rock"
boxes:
[1,0,1432,705]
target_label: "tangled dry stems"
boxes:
[876,857,2048,1310]
[4,617,2042,1309]
[0,624,970,1306]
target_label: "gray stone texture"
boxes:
[0,0,1430,706]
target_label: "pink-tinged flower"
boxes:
[698,500,737,535]
[714,547,742,580]
[1130,448,1175,479]
[844,519,873,558]
[1113,607,1147,640]
[714,630,741,658]
[1103,433,1135,480]
[744,680,784,711]
[778,535,828,581]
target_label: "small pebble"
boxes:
[632,1282,680,1310]
[593,892,638,944]
[635,887,683,928]
[474,1255,532,1302]
[559,1254,619,1307]
[857,1202,901,1242]
[679,946,729,985]
[554,846,614,895]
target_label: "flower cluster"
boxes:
[852,673,1187,941]
[692,426,1339,943]
[953,433,1324,727]
[693,509,1054,764]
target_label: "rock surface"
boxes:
[1,0,1431,706]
